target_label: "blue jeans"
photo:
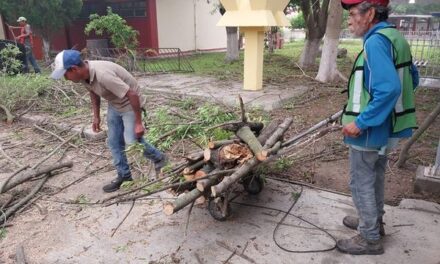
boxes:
[24,46,41,73]
[107,104,164,179]
[349,147,387,241]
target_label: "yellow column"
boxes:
[242,27,265,91]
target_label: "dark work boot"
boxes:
[337,234,384,255]
[154,155,169,178]
[103,177,132,193]
[343,216,385,236]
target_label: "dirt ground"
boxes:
[0,73,439,262]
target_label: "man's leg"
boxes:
[121,110,166,175]
[375,154,387,218]
[27,48,41,73]
[103,106,132,192]
[337,147,383,255]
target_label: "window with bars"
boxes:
[78,0,147,19]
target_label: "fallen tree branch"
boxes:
[0,143,22,168]
[0,161,73,194]
[110,200,135,237]
[0,175,49,223]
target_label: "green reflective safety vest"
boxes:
[341,27,417,133]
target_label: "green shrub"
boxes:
[0,44,22,75]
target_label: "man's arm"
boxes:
[89,91,101,132]
[125,89,144,139]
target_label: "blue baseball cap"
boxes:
[50,50,82,79]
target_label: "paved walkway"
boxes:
[3,170,439,263]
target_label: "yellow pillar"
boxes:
[242,27,265,91]
[217,0,290,91]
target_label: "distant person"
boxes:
[8,17,41,73]
[50,50,168,193]
[339,0,418,255]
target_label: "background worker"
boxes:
[50,50,168,193]
[8,16,41,73]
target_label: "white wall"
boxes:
[156,0,226,52]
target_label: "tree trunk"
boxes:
[315,0,345,83]
[396,102,440,168]
[225,27,239,62]
[299,38,321,68]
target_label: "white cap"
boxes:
[17,17,27,22]
[50,50,82,79]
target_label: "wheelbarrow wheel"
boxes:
[242,175,264,195]
[208,197,231,221]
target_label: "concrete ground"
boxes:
[2,74,439,263]
[2,172,440,264]
[137,74,308,111]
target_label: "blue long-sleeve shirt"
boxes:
[344,22,414,149]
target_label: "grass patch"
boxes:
[186,40,363,83]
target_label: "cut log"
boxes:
[194,163,215,179]
[182,160,205,175]
[163,187,204,215]
[197,173,222,192]
[236,126,267,161]
[257,120,279,144]
[183,174,195,181]
[211,118,293,197]
[0,161,73,194]
[184,151,205,162]
[208,139,239,149]
[222,122,264,134]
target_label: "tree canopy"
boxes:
[0,0,82,39]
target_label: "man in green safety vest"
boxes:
[338,0,419,255]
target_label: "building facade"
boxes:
[1,0,227,59]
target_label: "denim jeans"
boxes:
[349,147,387,241]
[23,46,41,73]
[107,104,164,179]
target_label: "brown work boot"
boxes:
[343,216,385,236]
[337,234,384,255]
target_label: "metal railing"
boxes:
[401,31,440,79]
[340,29,440,79]
[86,47,194,74]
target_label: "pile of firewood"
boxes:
[161,117,292,216]
[102,104,343,218]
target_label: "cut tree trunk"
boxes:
[236,126,267,161]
